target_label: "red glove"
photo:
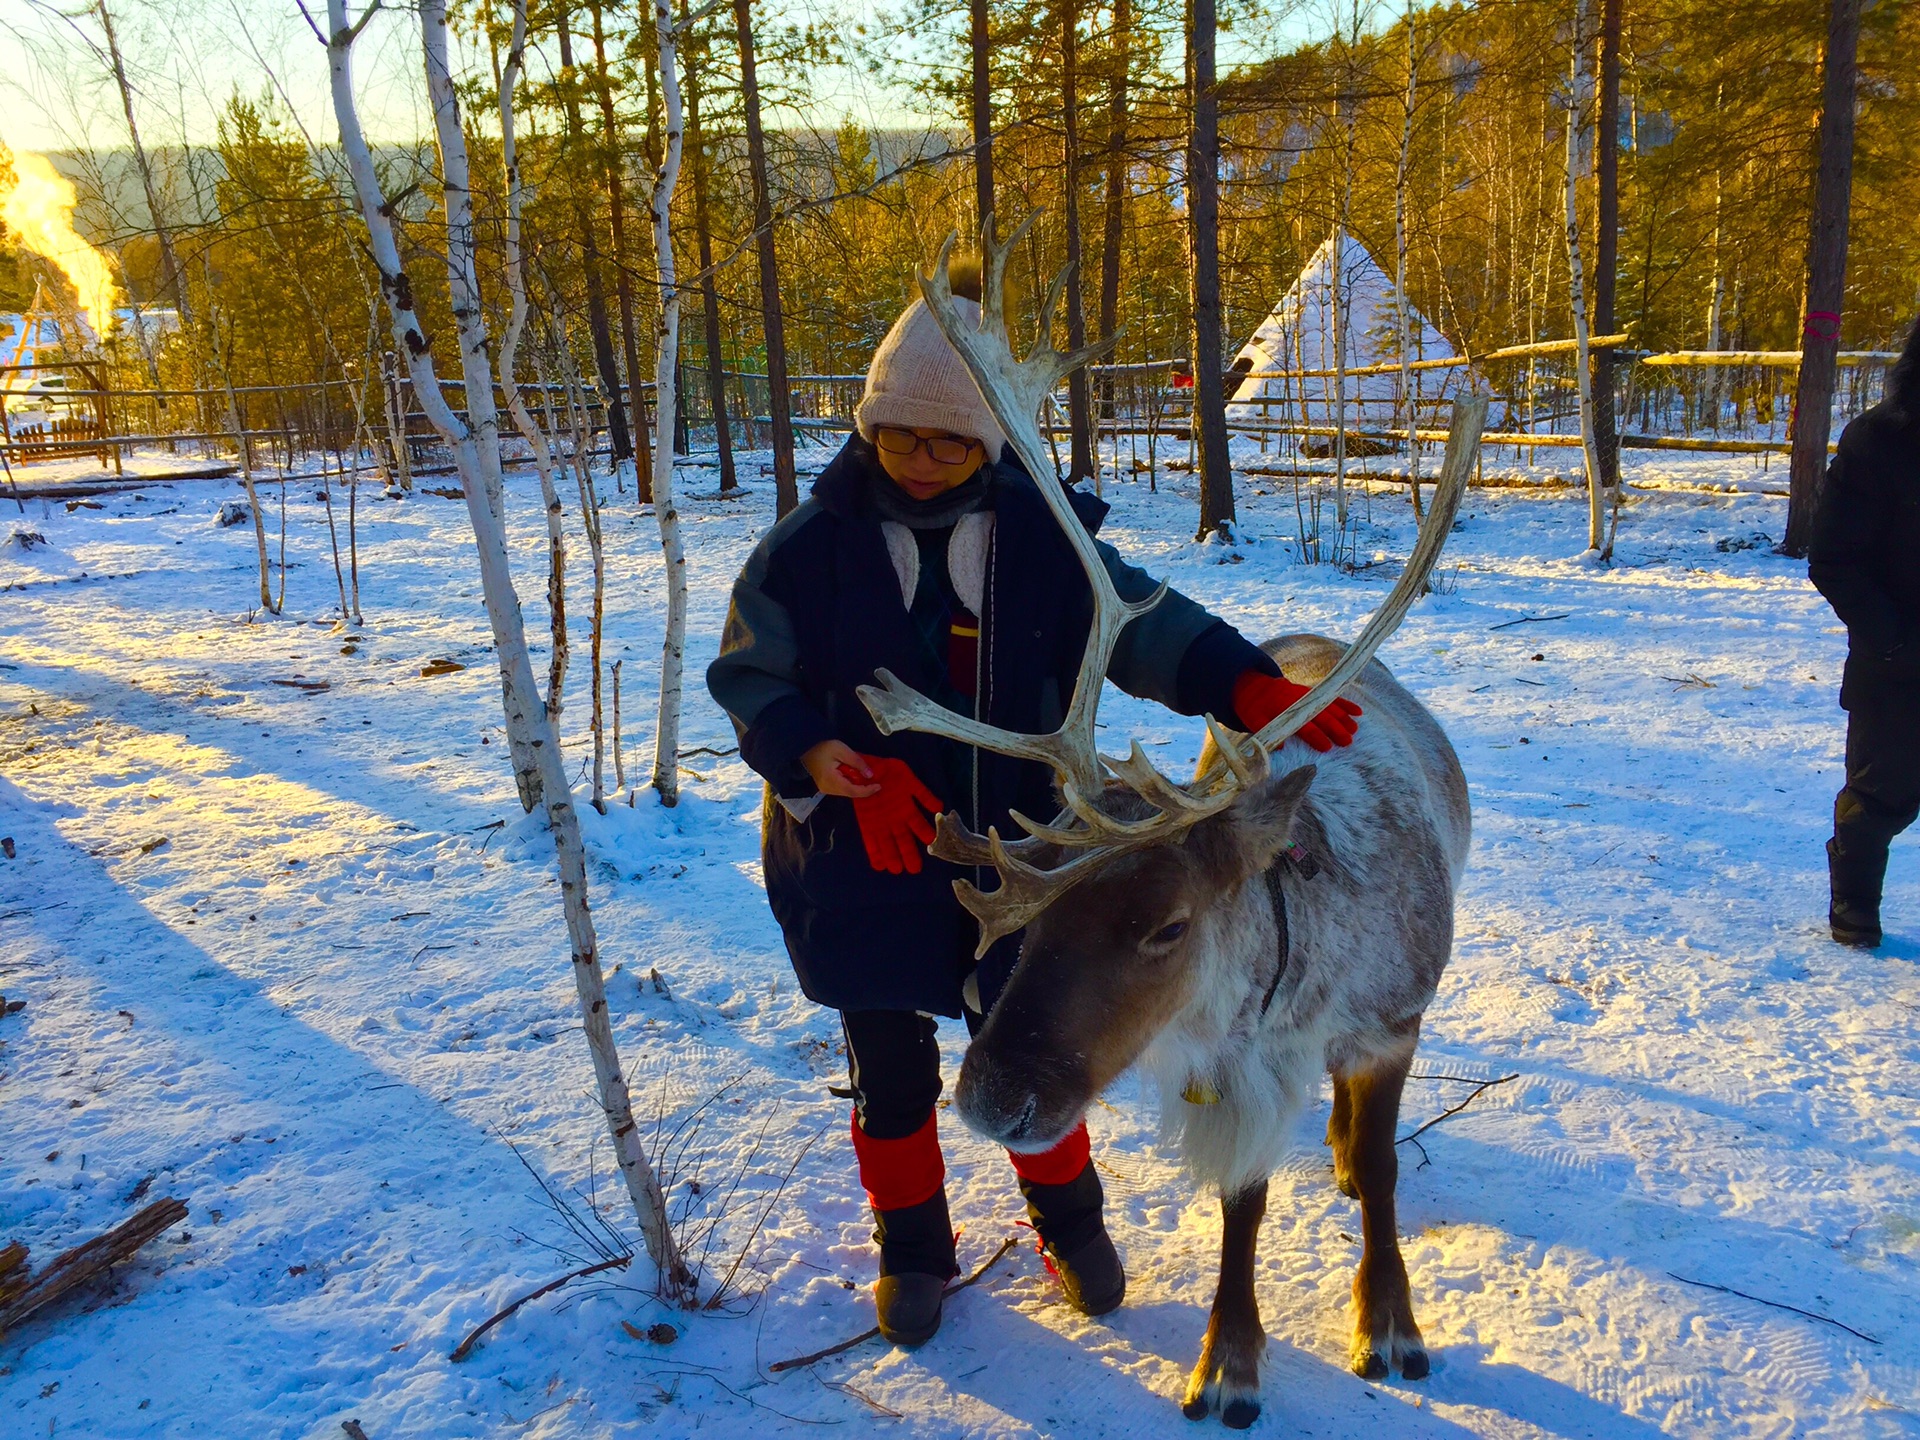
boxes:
[1232,670,1362,753]
[841,756,945,875]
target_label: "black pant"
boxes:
[1832,698,1920,905]
[842,1007,982,1141]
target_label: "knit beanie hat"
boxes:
[854,296,1010,461]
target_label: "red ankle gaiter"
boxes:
[1006,1121,1091,1187]
[849,1111,946,1212]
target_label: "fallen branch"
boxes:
[449,1254,632,1362]
[769,1234,1019,1373]
[0,1198,188,1340]
[1666,1272,1880,1345]
[1488,613,1572,631]
[1396,1072,1521,1151]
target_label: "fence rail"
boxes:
[0,341,1895,483]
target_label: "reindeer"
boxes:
[856,220,1488,1428]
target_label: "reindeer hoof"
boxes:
[1352,1325,1428,1381]
[1333,1167,1358,1200]
[1183,1332,1265,1425]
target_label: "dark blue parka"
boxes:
[707,438,1275,1016]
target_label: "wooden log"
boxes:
[0,1198,187,1340]
[1639,350,1896,367]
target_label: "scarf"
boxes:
[865,463,993,531]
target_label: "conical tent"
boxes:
[1224,231,1455,434]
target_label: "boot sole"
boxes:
[1832,925,1883,948]
[877,1310,942,1348]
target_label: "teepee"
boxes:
[1224,231,1454,435]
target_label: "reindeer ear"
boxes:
[1229,765,1316,875]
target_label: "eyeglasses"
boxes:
[874,427,981,466]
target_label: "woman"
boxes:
[707,268,1359,1346]
[1810,314,1920,948]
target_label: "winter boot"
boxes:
[851,1112,958,1347]
[1828,837,1886,948]
[871,1190,958,1347]
[1008,1123,1126,1317]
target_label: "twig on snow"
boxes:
[448,1254,632,1362]
[1666,1272,1880,1345]
[1488,612,1572,631]
[703,1121,830,1311]
[341,1422,371,1440]
[0,1198,188,1340]
[1396,1072,1521,1157]
[768,1235,1020,1373]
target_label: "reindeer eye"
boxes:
[1149,921,1188,946]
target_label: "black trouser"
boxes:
[840,1007,1107,1268]
[1831,697,1920,906]
[841,1007,980,1141]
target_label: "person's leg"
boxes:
[1830,699,1920,944]
[962,971,1126,1316]
[841,1009,954,1345]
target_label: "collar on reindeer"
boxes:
[1181,859,1300,1107]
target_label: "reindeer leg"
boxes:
[1181,1180,1267,1429]
[1326,1071,1358,1199]
[1335,1038,1428,1381]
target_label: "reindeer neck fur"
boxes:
[1138,644,1469,1197]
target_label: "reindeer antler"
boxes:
[856,214,1489,957]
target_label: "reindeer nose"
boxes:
[955,1054,1043,1144]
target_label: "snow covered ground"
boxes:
[3,444,1918,1439]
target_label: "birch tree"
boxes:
[646,0,691,807]
[317,0,692,1300]
[1394,1,1422,517]
[496,0,571,728]
[1563,0,1608,559]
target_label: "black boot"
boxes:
[1020,1163,1126,1316]
[872,1190,957,1347]
[1828,837,1885,948]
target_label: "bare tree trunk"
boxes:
[1563,0,1607,557]
[1097,0,1130,350]
[209,307,275,614]
[648,0,691,807]
[971,0,994,230]
[1061,0,1092,483]
[1395,1,1421,517]
[589,1,653,498]
[1705,140,1727,424]
[498,0,570,725]
[423,6,544,803]
[382,352,413,493]
[1187,0,1234,540]
[98,0,190,332]
[1592,0,1622,492]
[687,50,737,493]
[733,0,797,515]
[555,8,635,482]
[1784,0,1862,557]
[326,0,691,1299]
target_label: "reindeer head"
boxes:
[856,216,1488,1149]
[956,766,1317,1149]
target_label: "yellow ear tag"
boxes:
[1182,1079,1221,1105]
